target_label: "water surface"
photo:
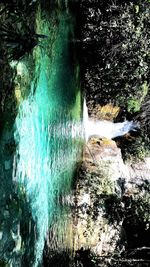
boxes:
[0,2,82,266]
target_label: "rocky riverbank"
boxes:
[73,137,150,266]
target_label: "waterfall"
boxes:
[83,99,137,141]
[83,98,89,141]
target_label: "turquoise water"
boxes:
[0,3,82,267]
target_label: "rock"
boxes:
[73,138,150,258]
[89,104,120,121]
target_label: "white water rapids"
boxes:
[83,99,137,141]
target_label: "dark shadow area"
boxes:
[0,1,38,60]
[103,180,150,262]
[43,248,73,267]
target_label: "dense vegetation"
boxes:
[75,0,150,159]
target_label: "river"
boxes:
[0,1,82,266]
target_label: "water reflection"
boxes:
[0,1,82,266]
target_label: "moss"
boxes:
[127,81,148,113]
[118,131,150,161]
[127,98,141,113]
[101,177,114,195]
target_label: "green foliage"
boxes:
[78,0,149,110]
[127,98,141,113]
[127,81,149,113]
[116,132,150,161]
[0,0,38,60]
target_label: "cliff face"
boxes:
[73,138,150,265]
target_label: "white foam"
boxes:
[83,99,137,141]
